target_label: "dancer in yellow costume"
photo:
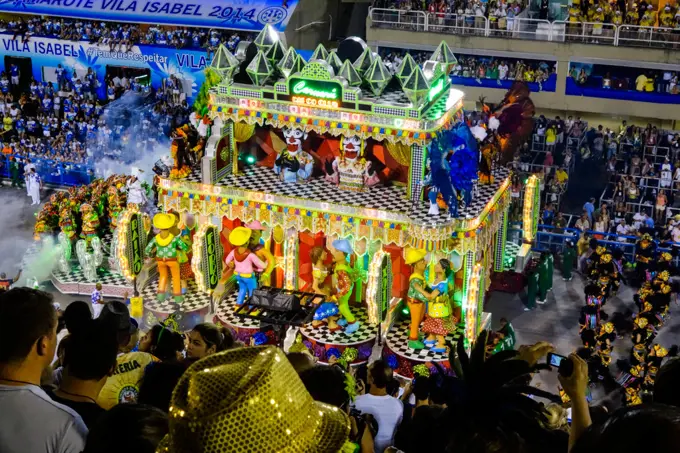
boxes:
[145,213,189,303]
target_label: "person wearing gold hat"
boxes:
[405,248,430,350]
[225,227,267,306]
[145,213,190,303]
[634,233,656,284]
[80,203,100,246]
[157,346,351,453]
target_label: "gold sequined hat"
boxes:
[157,346,350,453]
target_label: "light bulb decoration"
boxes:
[284,231,298,290]
[523,175,540,243]
[366,248,391,326]
[191,224,223,294]
[463,263,482,348]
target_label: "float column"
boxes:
[408,143,426,201]
[494,209,509,272]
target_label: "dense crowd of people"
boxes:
[0,62,192,184]
[0,17,254,53]
[567,0,680,28]
[3,285,680,453]
[380,49,556,85]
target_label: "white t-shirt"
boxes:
[672,227,680,243]
[353,393,403,453]
[0,384,87,453]
[499,64,509,80]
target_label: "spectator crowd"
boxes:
[570,64,680,96]
[0,16,254,53]
[4,286,680,453]
[380,48,556,85]
[0,60,192,183]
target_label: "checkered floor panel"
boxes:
[299,306,377,346]
[385,319,463,362]
[187,165,509,225]
[215,292,262,329]
[51,265,130,286]
[142,279,211,314]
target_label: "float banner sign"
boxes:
[128,213,144,276]
[0,0,299,31]
[203,226,222,290]
[288,78,343,101]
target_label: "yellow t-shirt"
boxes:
[635,74,648,91]
[556,170,569,183]
[97,351,159,409]
[645,77,655,92]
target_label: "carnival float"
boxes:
[29,26,540,377]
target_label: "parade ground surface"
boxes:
[1,186,677,397]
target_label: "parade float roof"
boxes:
[207,30,465,146]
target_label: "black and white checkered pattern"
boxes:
[299,307,377,346]
[142,279,211,314]
[181,165,509,226]
[51,265,130,287]
[216,166,410,212]
[385,319,463,362]
[215,292,262,329]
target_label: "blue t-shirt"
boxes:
[10,65,19,77]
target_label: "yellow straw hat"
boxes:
[153,213,176,230]
[156,346,350,453]
[228,226,252,247]
[404,248,427,265]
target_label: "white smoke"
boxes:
[0,195,61,286]
[89,91,173,184]
[20,236,64,287]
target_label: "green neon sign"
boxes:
[289,78,341,100]
[428,76,445,102]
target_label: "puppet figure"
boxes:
[275,127,314,183]
[325,136,380,192]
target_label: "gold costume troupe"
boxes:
[579,236,679,405]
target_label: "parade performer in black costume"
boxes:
[634,233,657,284]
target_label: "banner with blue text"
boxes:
[0,0,299,31]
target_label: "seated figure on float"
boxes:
[421,258,457,353]
[274,127,314,183]
[145,213,190,304]
[325,136,380,192]
[224,227,267,306]
[309,239,362,334]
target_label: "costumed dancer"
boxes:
[325,136,380,192]
[596,322,616,367]
[405,248,430,350]
[224,227,267,306]
[275,127,314,183]
[525,266,539,311]
[107,182,126,231]
[28,168,42,206]
[245,221,275,287]
[537,252,550,304]
[79,203,100,248]
[634,233,656,283]
[422,258,457,353]
[330,239,361,335]
[562,239,576,281]
[59,206,77,243]
[145,213,190,304]
[126,167,147,210]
